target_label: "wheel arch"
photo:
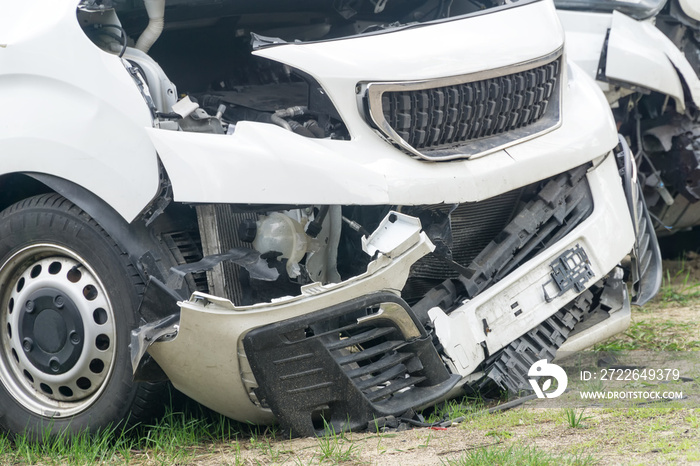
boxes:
[0,173,185,310]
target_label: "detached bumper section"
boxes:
[243,293,459,436]
[145,154,644,434]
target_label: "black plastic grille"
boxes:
[323,320,426,404]
[243,294,458,436]
[413,189,523,280]
[381,58,560,151]
[402,166,594,303]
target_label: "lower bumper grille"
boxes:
[243,293,459,436]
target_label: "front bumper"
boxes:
[147,152,638,433]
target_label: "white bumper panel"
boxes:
[556,11,611,88]
[606,12,686,110]
[148,225,435,424]
[149,153,633,423]
[431,153,634,377]
[150,59,616,205]
[559,10,700,111]
[679,0,700,22]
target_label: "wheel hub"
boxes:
[0,248,117,416]
[20,288,84,375]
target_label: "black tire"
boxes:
[0,194,165,438]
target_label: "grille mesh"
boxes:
[401,190,522,303]
[412,189,523,278]
[381,58,560,151]
[323,319,425,405]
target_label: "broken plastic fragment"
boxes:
[171,96,199,118]
[167,247,279,289]
[362,211,423,258]
[250,32,288,49]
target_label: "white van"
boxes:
[0,0,659,437]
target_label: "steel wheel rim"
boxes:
[0,244,117,418]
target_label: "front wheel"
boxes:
[0,194,164,438]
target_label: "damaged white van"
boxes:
[0,0,660,437]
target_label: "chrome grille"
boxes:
[384,60,559,147]
[363,49,562,161]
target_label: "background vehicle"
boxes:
[0,0,659,438]
[557,0,700,235]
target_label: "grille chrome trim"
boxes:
[361,47,563,161]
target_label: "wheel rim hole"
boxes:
[16,277,24,293]
[30,265,41,279]
[48,262,62,275]
[12,348,19,363]
[40,383,52,395]
[89,358,104,374]
[95,334,110,351]
[23,370,33,383]
[8,298,13,314]
[93,308,108,325]
[67,267,82,283]
[58,386,73,397]
[6,323,11,339]
[76,377,91,390]
[83,285,98,301]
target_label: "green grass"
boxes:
[461,407,553,433]
[0,434,11,455]
[315,421,358,463]
[139,408,233,462]
[484,429,514,440]
[594,320,700,351]
[0,403,245,465]
[443,444,598,466]
[1,400,696,465]
[563,408,592,429]
[6,424,136,465]
[425,397,484,424]
[658,264,700,304]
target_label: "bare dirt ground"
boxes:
[198,406,698,465]
[177,289,700,466]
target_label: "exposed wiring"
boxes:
[92,23,128,58]
[95,30,123,46]
[342,216,371,236]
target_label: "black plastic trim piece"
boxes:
[243,292,459,436]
